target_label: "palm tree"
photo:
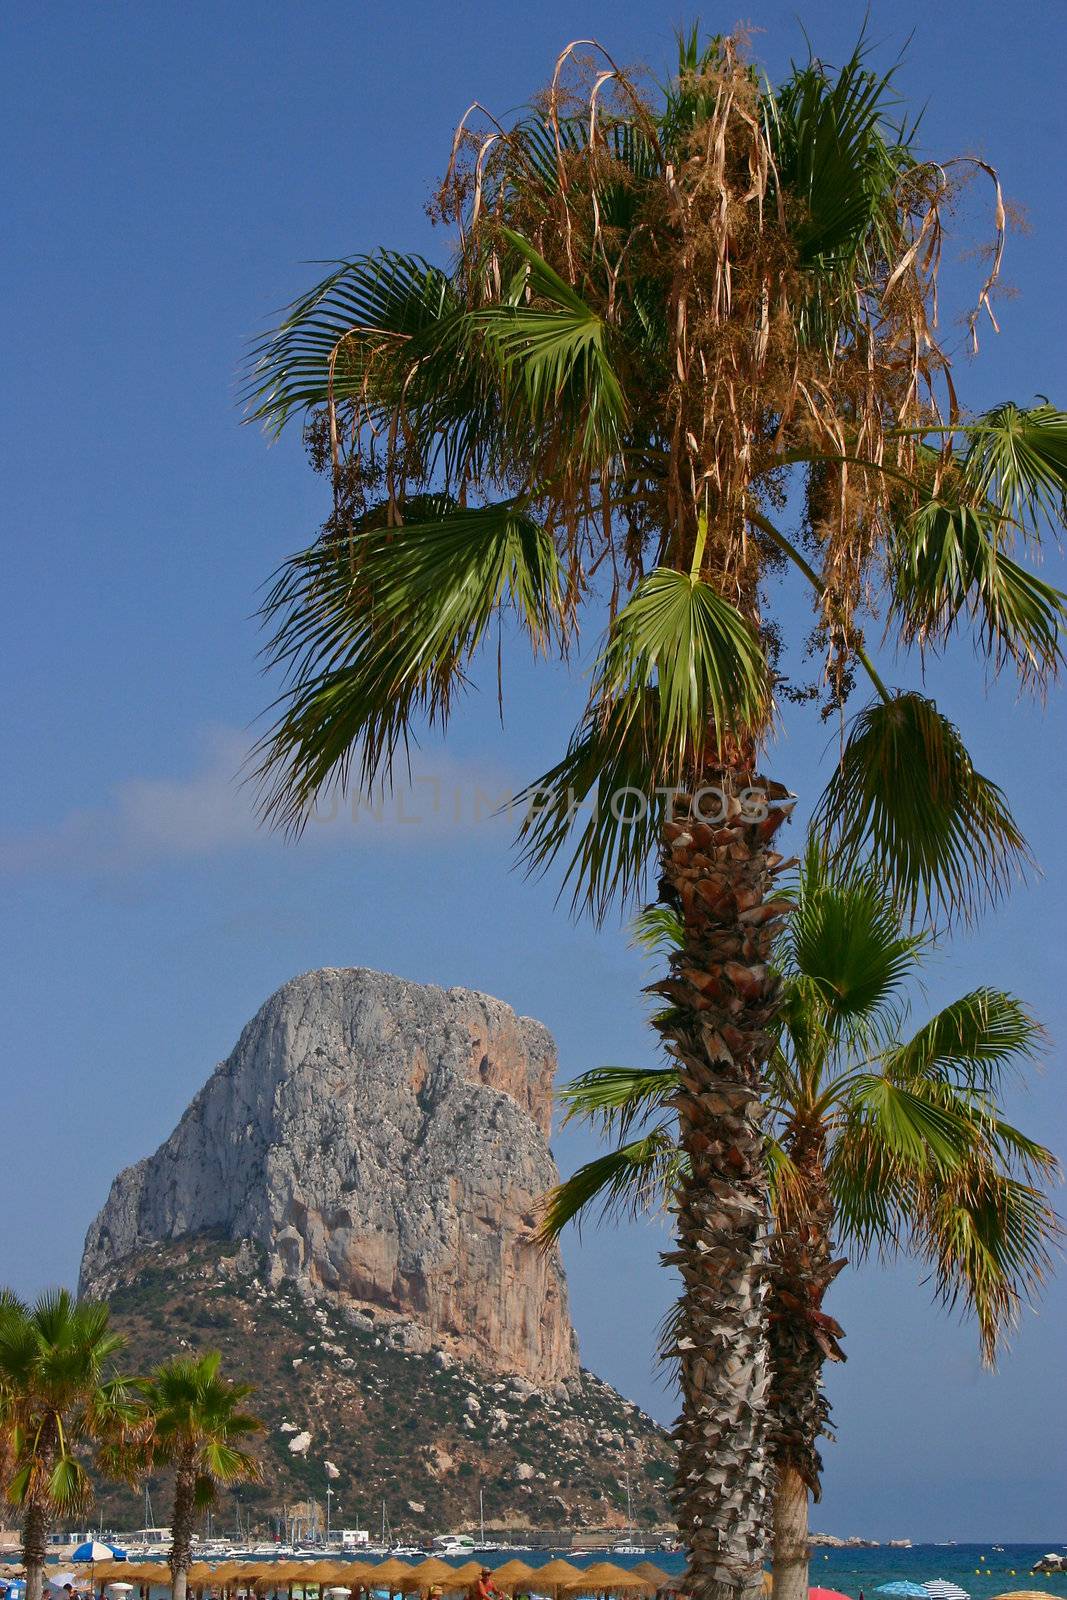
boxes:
[246,32,1067,1599]
[541,844,1061,1600]
[137,1351,262,1600]
[0,1290,139,1600]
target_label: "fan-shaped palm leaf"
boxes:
[891,497,1066,687]
[816,692,1030,922]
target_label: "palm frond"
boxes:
[631,904,685,955]
[816,691,1031,923]
[559,1064,678,1137]
[600,563,772,769]
[538,1128,683,1243]
[245,253,459,434]
[256,499,564,832]
[916,1163,1062,1364]
[890,497,1066,689]
[883,987,1045,1093]
[770,43,910,273]
[514,690,664,921]
[961,402,1067,537]
[480,228,626,461]
[783,837,920,1026]
[844,1074,981,1169]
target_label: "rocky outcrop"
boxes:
[80,968,579,1383]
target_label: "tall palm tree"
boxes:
[246,32,1067,1599]
[541,844,1061,1600]
[0,1290,139,1600]
[137,1352,262,1600]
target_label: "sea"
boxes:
[548,1546,1067,1600]
[22,1544,1064,1600]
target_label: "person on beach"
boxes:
[474,1568,502,1600]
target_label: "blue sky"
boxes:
[3,0,1065,1542]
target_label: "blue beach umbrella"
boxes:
[923,1584,970,1600]
[876,1585,929,1597]
[71,1546,126,1564]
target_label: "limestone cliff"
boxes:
[79,968,579,1383]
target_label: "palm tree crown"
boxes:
[246,29,1067,1600]
[0,1291,138,1600]
[137,1350,261,1600]
[249,31,1066,923]
[543,843,1060,1597]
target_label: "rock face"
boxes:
[80,968,579,1383]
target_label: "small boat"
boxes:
[433,1536,477,1557]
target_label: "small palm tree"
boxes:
[0,1290,139,1600]
[137,1351,262,1600]
[246,31,1067,1597]
[542,845,1061,1600]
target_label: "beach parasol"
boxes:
[487,1566,536,1594]
[992,1594,1067,1600]
[629,1569,669,1592]
[365,1562,416,1595]
[525,1563,582,1597]
[809,1589,854,1600]
[409,1564,465,1593]
[564,1567,650,1597]
[74,1545,127,1565]
[923,1584,970,1600]
[443,1565,482,1593]
[876,1585,929,1597]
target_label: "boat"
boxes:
[433,1536,478,1557]
[611,1546,652,1557]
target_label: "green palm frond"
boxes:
[891,498,1066,688]
[882,987,1044,1093]
[961,402,1067,536]
[816,691,1030,923]
[600,561,772,768]
[514,690,664,921]
[538,1128,684,1243]
[917,1163,1062,1364]
[770,43,911,273]
[256,499,564,832]
[516,566,769,916]
[246,253,459,433]
[784,838,920,1027]
[559,1064,678,1138]
[481,228,626,461]
[631,903,685,955]
[843,1074,981,1168]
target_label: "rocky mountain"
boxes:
[80,969,675,1530]
[81,969,578,1382]
[95,1234,675,1532]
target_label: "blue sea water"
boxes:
[544,1547,1066,1600]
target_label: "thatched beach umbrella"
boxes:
[488,1566,536,1594]
[526,1563,583,1598]
[442,1565,482,1594]
[993,1593,1067,1600]
[564,1564,651,1597]
[409,1564,463,1594]
[364,1562,416,1596]
[629,1569,669,1592]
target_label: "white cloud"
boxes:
[0,725,521,876]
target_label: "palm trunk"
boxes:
[22,1500,48,1600]
[170,1468,197,1600]
[655,768,794,1600]
[767,1132,845,1600]
[771,1465,809,1600]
